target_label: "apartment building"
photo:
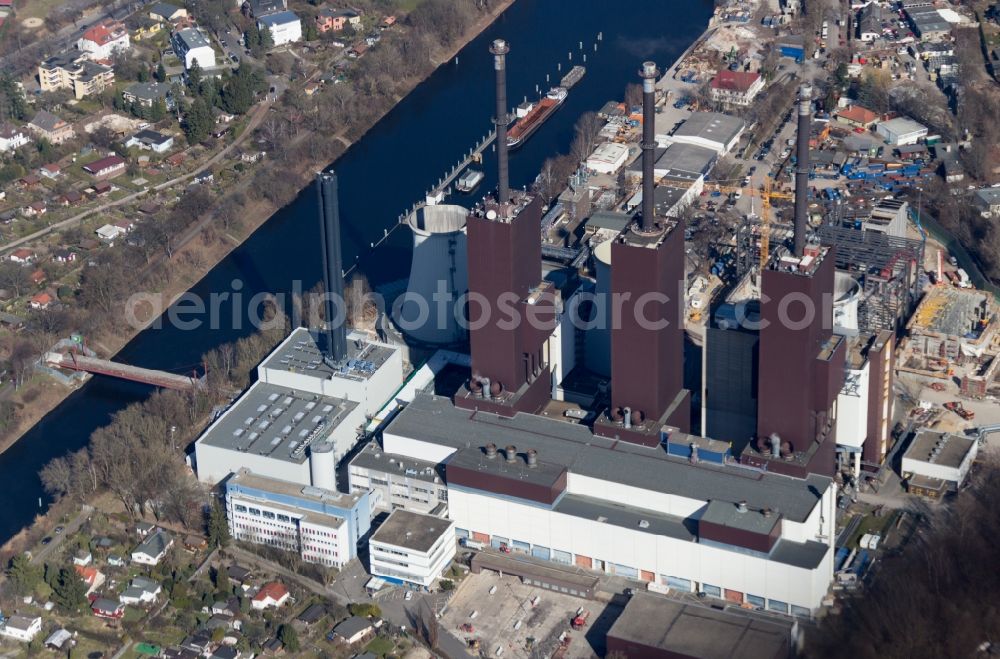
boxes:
[39,52,114,100]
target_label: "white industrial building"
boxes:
[349,440,448,515]
[902,429,978,495]
[226,469,370,568]
[258,10,302,46]
[171,27,216,70]
[667,112,746,155]
[369,509,456,589]
[876,117,927,146]
[374,393,836,616]
[585,143,630,174]
[194,327,403,486]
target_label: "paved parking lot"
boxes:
[442,572,623,659]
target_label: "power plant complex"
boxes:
[192,41,906,618]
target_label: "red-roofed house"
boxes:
[75,565,107,595]
[77,20,131,60]
[29,269,46,285]
[710,70,765,107]
[251,582,290,610]
[40,163,62,179]
[30,292,53,309]
[9,248,35,265]
[835,105,879,129]
[82,155,126,180]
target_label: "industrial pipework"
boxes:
[639,60,660,233]
[491,39,511,205]
[316,171,348,365]
[793,84,812,257]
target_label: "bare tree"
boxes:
[624,82,642,109]
[570,111,603,162]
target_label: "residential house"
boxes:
[40,163,62,179]
[227,565,253,590]
[74,565,107,595]
[82,155,127,180]
[328,616,373,645]
[29,269,46,286]
[73,549,93,566]
[23,200,46,217]
[295,603,326,627]
[92,180,113,196]
[212,598,240,617]
[53,249,78,263]
[9,248,35,264]
[120,576,161,605]
[180,629,215,655]
[209,646,240,659]
[0,615,42,642]
[107,554,126,567]
[251,581,290,610]
[58,190,84,206]
[125,129,174,154]
[171,27,216,70]
[149,2,187,23]
[0,122,31,152]
[136,521,155,537]
[91,597,125,619]
[131,528,173,565]
[128,15,162,40]
[974,187,1000,218]
[38,51,114,99]
[77,20,131,60]
[30,293,53,310]
[241,0,286,19]
[123,81,172,108]
[316,8,360,32]
[28,110,75,145]
[183,535,207,551]
[258,10,301,46]
[709,70,764,106]
[18,173,41,188]
[382,15,396,27]
[858,3,882,41]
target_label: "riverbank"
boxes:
[0,0,516,459]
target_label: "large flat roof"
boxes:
[904,429,975,470]
[672,112,745,147]
[370,509,451,553]
[350,440,443,485]
[385,394,831,523]
[608,593,795,658]
[655,142,717,179]
[199,381,358,464]
[261,327,396,383]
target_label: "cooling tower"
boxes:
[394,204,469,345]
[309,441,336,490]
[585,240,613,377]
[833,271,861,337]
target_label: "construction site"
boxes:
[900,287,997,377]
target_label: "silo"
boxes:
[584,240,613,377]
[394,204,469,345]
[833,271,861,337]
[309,441,336,491]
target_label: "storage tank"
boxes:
[309,441,336,490]
[833,271,861,337]
[393,204,469,345]
[584,240,613,377]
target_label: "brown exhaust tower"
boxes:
[491,39,511,205]
[639,61,659,232]
[793,84,812,257]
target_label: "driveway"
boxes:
[31,504,93,566]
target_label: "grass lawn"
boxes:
[364,637,396,657]
[18,0,65,20]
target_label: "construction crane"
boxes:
[698,178,792,274]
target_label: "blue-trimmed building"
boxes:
[225,469,371,568]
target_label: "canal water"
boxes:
[0,0,713,544]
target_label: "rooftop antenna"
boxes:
[638,60,660,233]
[316,172,348,366]
[491,39,511,205]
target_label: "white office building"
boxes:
[349,440,449,515]
[369,509,456,589]
[226,469,371,568]
[377,394,837,616]
[258,10,302,46]
[171,27,217,70]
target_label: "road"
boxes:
[0,99,273,256]
[30,504,93,566]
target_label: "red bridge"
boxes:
[45,351,202,391]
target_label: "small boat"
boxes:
[455,169,484,193]
[560,65,586,89]
[507,87,568,149]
